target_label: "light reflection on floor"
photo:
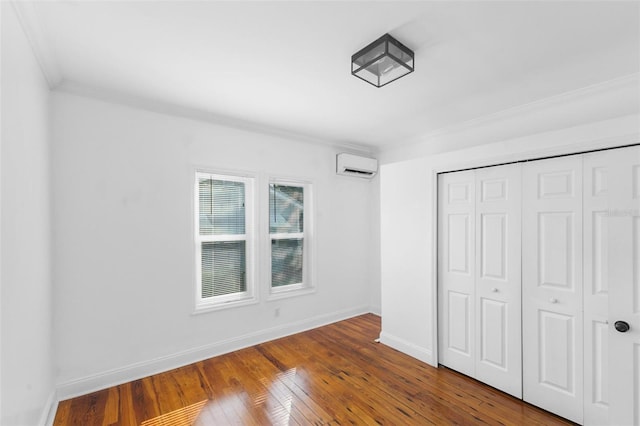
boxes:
[140,400,208,426]
[141,368,298,425]
[259,367,296,425]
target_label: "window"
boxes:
[269,180,313,295]
[195,172,255,311]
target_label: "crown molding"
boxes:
[383,73,640,152]
[10,0,62,89]
[55,80,376,156]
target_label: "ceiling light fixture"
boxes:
[351,33,414,88]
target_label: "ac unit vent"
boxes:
[337,153,378,179]
[344,168,374,176]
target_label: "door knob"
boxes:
[492,288,498,293]
[615,321,630,333]
[549,298,558,304]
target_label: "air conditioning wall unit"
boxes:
[336,153,378,179]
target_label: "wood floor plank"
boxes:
[63,389,109,426]
[130,378,161,424]
[52,400,71,426]
[101,387,119,426]
[116,383,136,426]
[53,314,574,426]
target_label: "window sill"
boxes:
[192,296,258,315]
[267,286,316,302]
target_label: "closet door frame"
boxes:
[433,143,639,424]
[433,142,639,368]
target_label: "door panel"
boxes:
[481,178,507,202]
[523,155,583,424]
[480,297,506,368]
[538,212,575,289]
[448,214,471,273]
[448,181,472,204]
[474,164,522,398]
[635,217,640,314]
[635,344,640,423]
[592,211,609,294]
[606,146,640,426]
[438,171,476,377]
[447,291,471,354]
[539,170,575,198]
[584,152,611,425]
[480,213,506,280]
[538,310,575,393]
[591,320,609,405]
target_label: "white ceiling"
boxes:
[22,1,640,150]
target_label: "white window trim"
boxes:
[193,170,258,314]
[267,178,315,300]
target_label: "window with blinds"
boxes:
[195,172,255,309]
[269,181,310,292]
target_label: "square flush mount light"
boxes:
[351,33,414,88]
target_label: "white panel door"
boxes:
[523,155,584,424]
[607,145,640,426]
[438,171,476,377]
[474,164,522,398]
[583,152,611,425]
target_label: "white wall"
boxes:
[51,91,379,397]
[1,3,55,424]
[379,160,433,363]
[379,112,640,367]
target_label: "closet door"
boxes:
[474,164,522,397]
[583,152,611,425]
[438,164,522,397]
[523,155,584,424]
[606,145,640,425]
[438,171,476,377]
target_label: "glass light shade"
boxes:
[351,33,414,88]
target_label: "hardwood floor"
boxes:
[54,314,573,425]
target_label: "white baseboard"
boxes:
[369,305,381,316]
[379,331,435,367]
[56,306,372,400]
[38,390,58,426]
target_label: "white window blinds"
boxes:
[196,173,253,303]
